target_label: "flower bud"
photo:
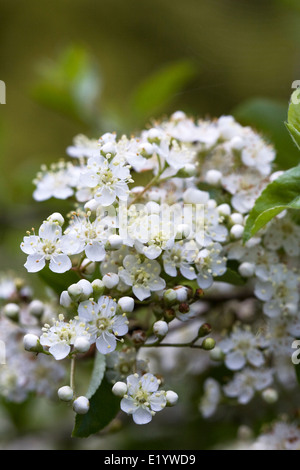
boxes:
[47,212,64,225]
[58,386,74,402]
[106,235,123,251]
[217,203,231,216]
[81,258,96,275]
[73,396,90,414]
[84,199,99,212]
[3,303,20,322]
[92,279,105,298]
[201,337,216,351]
[28,300,44,318]
[198,323,212,337]
[118,296,134,313]
[175,224,191,240]
[183,188,209,204]
[209,346,224,361]
[166,390,178,406]
[68,284,83,302]
[262,388,278,404]
[163,289,177,305]
[164,308,176,322]
[102,273,119,289]
[238,262,255,278]
[74,336,91,353]
[230,212,244,226]
[23,333,42,352]
[174,286,188,302]
[77,279,93,299]
[153,320,169,338]
[112,381,127,397]
[178,302,190,314]
[205,169,222,186]
[60,290,73,308]
[177,164,197,178]
[230,224,244,240]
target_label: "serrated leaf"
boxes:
[72,378,120,438]
[243,165,300,242]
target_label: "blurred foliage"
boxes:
[1,0,300,450]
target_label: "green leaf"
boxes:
[243,165,300,242]
[72,378,120,438]
[286,88,300,150]
[85,352,106,399]
[38,265,79,296]
[130,60,197,120]
[233,97,300,170]
[285,122,300,150]
[215,267,246,286]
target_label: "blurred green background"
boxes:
[1,0,300,449]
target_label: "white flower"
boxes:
[195,242,227,289]
[251,422,300,450]
[118,254,166,301]
[254,264,299,317]
[66,134,100,159]
[162,240,198,279]
[223,368,273,404]
[78,153,132,206]
[21,221,72,273]
[33,162,80,201]
[120,373,167,425]
[105,346,148,384]
[40,315,90,360]
[61,214,112,262]
[195,204,228,247]
[241,136,275,176]
[78,295,128,354]
[263,214,300,257]
[219,327,267,371]
[199,378,221,418]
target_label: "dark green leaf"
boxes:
[243,165,300,242]
[215,267,246,286]
[85,352,106,399]
[38,265,79,296]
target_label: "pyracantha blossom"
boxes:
[162,240,198,279]
[106,346,148,384]
[118,254,166,301]
[223,368,274,404]
[78,295,129,354]
[40,314,91,360]
[199,378,221,418]
[195,242,227,289]
[263,212,300,257]
[21,220,72,273]
[218,326,267,371]
[33,161,80,201]
[120,373,167,425]
[251,422,300,450]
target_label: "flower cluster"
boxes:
[19,111,299,435]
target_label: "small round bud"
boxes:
[112,381,127,397]
[195,288,204,299]
[209,346,224,361]
[73,396,90,414]
[3,303,20,321]
[230,212,244,226]
[166,390,178,406]
[238,262,255,278]
[60,291,72,308]
[107,235,123,250]
[178,302,190,314]
[68,284,83,302]
[202,337,216,351]
[74,336,91,353]
[177,164,197,178]
[217,203,231,216]
[48,212,64,225]
[175,224,191,240]
[262,388,278,404]
[230,224,244,240]
[81,259,96,275]
[23,333,40,352]
[198,323,212,337]
[174,286,188,302]
[163,289,177,305]
[76,279,93,299]
[164,308,176,322]
[28,300,44,318]
[153,320,169,338]
[183,188,209,204]
[84,199,99,212]
[58,386,74,402]
[102,273,119,289]
[91,279,105,298]
[205,169,222,186]
[118,296,134,313]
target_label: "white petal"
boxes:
[49,342,70,360]
[85,241,106,262]
[247,349,265,368]
[24,254,46,272]
[49,254,72,273]
[225,351,246,371]
[96,332,117,354]
[120,397,138,414]
[132,407,153,425]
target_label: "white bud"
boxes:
[48,212,64,225]
[23,333,40,351]
[28,300,44,318]
[107,234,123,250]
[183,188,209,204]
[73,396,90,414]
[230,212,244,225]
[217,203,231,216]
[58,386,74,402]
[81,258,96,275]
[230,224,244,239]
[166,390,178,406]
[112,381,128,397]
[171,110,186,121]
[177,163,197,178]
[207,199,217,209]
[92,279,105,297]
[84,198,99,212]
[205,169,222,186]
[68,284,83,301]
[238,262,255,278]
[209,346,224,361]
[76,279,93,299]
[174,286,188,302]
[163,289,177,304]
[118,296,134,313]
[60,290,72,308]
[145,201,160,214]
[230,136,244,150]
[262,388,278,404]
[102,142,116,155]
[74,336,91,353]
[102,273,119,289]
[3,303,20,321]
[175,224,191,240]
[153,320,169,338]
